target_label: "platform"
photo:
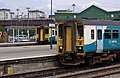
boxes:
[0,45,57,62]
[0,42,37,47]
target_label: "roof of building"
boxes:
[56,9,72,13]
[0,8,10,11]
[29,10,44,13]
[55,5,120,21]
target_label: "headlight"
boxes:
[79,47,81,50]
[60,46,62,49]
[59,46,63,53]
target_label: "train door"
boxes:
[62,22,76,53]
[96,26,103,52]
[65,26,72,52]
[40,28,44,41]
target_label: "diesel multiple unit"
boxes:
[57,20,120,65]
[36,25,57,44]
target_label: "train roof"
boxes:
[58,19,120,26]
[82,20,120,26]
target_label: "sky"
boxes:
[0,0,120,17]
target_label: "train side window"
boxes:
[91,30,94,39]
[104,30,111,39]
[113,30,119,39]
[37,28,40,34]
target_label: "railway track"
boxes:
[2,61,120,78]
[0,57,120,78]
[58,63,120,78]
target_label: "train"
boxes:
[36,25,57,44]
[57,19,120,65]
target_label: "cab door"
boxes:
[65,26,72,52]
[96,26,103,52]
[62,22,76,53]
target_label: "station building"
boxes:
[55,5,120,21]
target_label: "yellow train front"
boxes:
[57,20,84,65]
[36,26,49,44]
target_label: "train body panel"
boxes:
[84,25,120,53]
[84,25,97,53]
[103,26,120,51]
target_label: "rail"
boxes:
[58,63,120,78]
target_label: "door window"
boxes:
[97,30,102,40]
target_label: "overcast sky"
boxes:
[0,0,120,17]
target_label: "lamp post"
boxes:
[50,0,53,49]
[16,9,20,42]
[26,7,30,41]
[10,12,14,43]
[72,4,76,13]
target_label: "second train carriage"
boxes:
[57,19,120,65]
[36,25,57,44]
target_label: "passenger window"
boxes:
[104,30,111,39]
[91,30,94,39]
[97,30,102,40]
[113,30,119,39]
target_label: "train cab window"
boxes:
[97,30,102,40]
[37,28,40,34]
[104,30,111,39]
[45,28,49,34]
[112,30,119,39]
[91,30,94,39]
[77,23,83,39]
[58,24,63,39]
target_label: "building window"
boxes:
[91,30,94,39]
[104,30,111,39]
[6,13,8,19]
[112,30,119,39]
[97,30,102,40]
